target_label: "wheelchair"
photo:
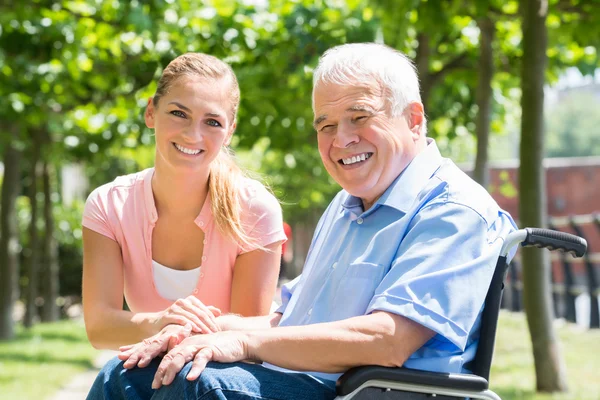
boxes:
[334,228,587,400]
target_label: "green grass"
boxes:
[0,320,98,400]
[491,311,600,400]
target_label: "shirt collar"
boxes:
[341,138,443,215]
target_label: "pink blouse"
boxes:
[82,168,286,314]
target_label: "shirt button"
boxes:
[202,255,207,262]
[307,308,313,316]
[203,239,207,245]
[193,289,198,294]
[332,262,337,269]
[199,221,204,227]
[357,217,364,224]
[199,272,204,278]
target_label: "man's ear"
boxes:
[145,98,155,129]
[406,102,424,138]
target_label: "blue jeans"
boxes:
[88,356,337,400]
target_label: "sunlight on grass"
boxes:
[0,320,98,400]
[490,311,600,400]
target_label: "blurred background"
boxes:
[0,0,599,399]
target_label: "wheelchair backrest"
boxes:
[466,255,510,381]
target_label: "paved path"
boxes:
[47,350,116,400]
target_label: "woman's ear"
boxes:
[144,98,155,128]
[224,121,236,146]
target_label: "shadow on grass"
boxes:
[0,352,94,368]
[492,387,538,400]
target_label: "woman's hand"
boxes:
[118,323,194,369]
[152,296,222,334]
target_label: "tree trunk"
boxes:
[0,135,22,340]
[415,33,431,110]
[473,17,494,188]
[519,0,567,392]
[41,161,60,322]
[23,133,41,328]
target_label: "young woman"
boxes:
[82,52,286,350]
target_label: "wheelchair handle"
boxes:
[501,228,587,258]
[522,228,587,257]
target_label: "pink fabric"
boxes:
[82,168,285,314]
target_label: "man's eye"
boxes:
[170,110,186,118]
[320,125,336,133]
[206,119,222,127]
[353,116,368,123]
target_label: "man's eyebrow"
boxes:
[346,105,376,113]
[313,115,327,129]
[168,101,192,112]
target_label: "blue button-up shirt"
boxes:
[268,139,516,382]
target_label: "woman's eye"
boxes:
[206,119,222,127]
[170,110,186,118]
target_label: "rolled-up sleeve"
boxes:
[367,201,506,351]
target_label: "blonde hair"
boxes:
[154,52,260,251]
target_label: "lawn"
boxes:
[0,312,598,400]
[491,311,600,400]
[0,320,98,400]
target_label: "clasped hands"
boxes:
[120,299,251,389]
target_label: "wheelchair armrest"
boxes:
[336,366,489,396]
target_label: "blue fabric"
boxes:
[87,356,336,400]
[270,139,517,382]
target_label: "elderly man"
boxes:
[88,43,516,400]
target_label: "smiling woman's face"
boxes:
[145,76,236,175]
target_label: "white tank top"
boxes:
[152,260,201,301]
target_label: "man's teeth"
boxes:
[174,143,201,155]
[342,153,371,165]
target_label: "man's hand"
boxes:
[152,331,249,389]
[118,323,193,369]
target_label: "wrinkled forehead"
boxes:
[312,80,386,115]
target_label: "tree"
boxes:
[519,0,568,392]
[0,130,22,340]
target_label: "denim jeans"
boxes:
[87,356,337,400]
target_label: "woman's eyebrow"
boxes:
[168,101,192,112]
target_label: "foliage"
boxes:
[546,91,600,158]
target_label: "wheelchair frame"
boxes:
[334,228,588,400]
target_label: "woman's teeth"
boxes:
[174,143,201,155]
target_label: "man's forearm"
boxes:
[244,312,433,373]
[217,312,282,331]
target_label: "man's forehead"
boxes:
[312,83,385,123]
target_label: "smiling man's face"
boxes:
[313,81,423,210]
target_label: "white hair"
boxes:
[312,42,427,134]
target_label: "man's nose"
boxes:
[333,124,359,148]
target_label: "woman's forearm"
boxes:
[85,308,160,350]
